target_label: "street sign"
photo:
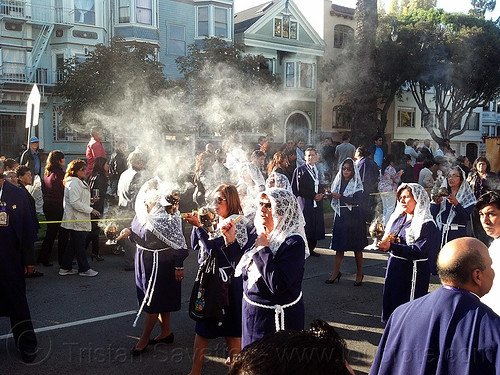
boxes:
[25,84,41,129]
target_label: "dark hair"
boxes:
[437,243,485,285]
[472,156,491,173]
[258,136,267,143]
[64,159,86,185]
[4,158,18,170]
[341,158,354,181]
[403,154,412,162]
[423,159,435,169]
[356,146,370,158]
[214,149,226,163]
[405,138,414,146]
[229,320,351,375]
[373,134,382,142]
[214,184,242,217]
[342,132,350,141]
[45,150,65,176]
[91,156,107,176]
[447,166,464,184]
[396,185,415,201]
[305,147,317,154]
[381,154,395,173]
[476,190,500,212]
[16,165,30,178]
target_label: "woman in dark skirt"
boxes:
[118,179,188,355]
[184,184,255,375]
[326,158,367,286]
[236,188,307,348]
[378,183,439,323]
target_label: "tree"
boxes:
[172,37,281,135]
[469,0,496,18]
[399,10,500,142]
[56,38,167,125]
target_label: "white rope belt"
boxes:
[390,253,428,301]
[243,291,303,332]
[133,245,169,327]
[219,266,233,282]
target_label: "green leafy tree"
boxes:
[469,0,496,18]
[56,38,167,125]
[173,37,281,135]
[398,10,500,142]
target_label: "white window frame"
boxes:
[397,106,416,128]
[115,0,156,26]
[136,0,152,25]
[285,62,295,88]
[119,0,130,23]
[195,5,231,39]
[74,0,95,25]
[167,24,186,56]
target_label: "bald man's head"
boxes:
[437,237,494,296]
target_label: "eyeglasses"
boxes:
[259,201,272,209]
[447,174,460,178]
[342,167,353,172]
[213,197,227,205]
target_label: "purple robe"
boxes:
[382,216,438,322]
[242,234,305,348]
[370,287,500,375]
[130,216,188,313]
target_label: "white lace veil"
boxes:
[384,183,435,245]
[213,213,249,249]
[435,167,477,230]
[330,158,364,217]
[265,171,292,192]
[254,188,309,257]
[135,177,187,250]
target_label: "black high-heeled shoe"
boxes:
[149,332,174,345]
[91,255,104,261]
[131,343,148,356]
[325,272,342,284]
[354,274,364,287]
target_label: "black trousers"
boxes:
[39,202,69,265]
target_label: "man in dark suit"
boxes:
[355,146,379,223]
[0,161,38,363]
[292,147,325,257]
[421,139,433,160]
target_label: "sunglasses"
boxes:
[213,197,227,205]
[259,201,272,209]
[342,167,353,171]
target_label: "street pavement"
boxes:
[0,218,441,375]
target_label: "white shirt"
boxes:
[481,237,500,315]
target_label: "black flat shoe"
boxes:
[309,251,321,257]
[131,344,148,356]
[325,272,342,284]
[149,332,174,345]
[354,274,364,287]
[25,270,44,278]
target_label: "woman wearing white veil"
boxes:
[326,158,367,286]
[235,188,309,348]
[118,178,189,355]
[378,183,439,323]
[430,166,476,274]
[265,171,292,192]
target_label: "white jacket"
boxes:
[61,176,93,232]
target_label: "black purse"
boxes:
[189,251,224,322]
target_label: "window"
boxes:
[53,106,87,141]
[300,63,313,88]
[74,0,95,25]
[466,112,479,130]
[214,7,228,38]
[167,25,186,56]
[286,62,295,87]
[332,106,352,129]
[274,17,298,39]
[56,54,65,82]
[119,0,130,23]
[0,48,25,78]
[136,0,152,25]
[197,6,208,37]
[397,107,415,127]
[334,25,353,49]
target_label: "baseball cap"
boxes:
[29,136,39,143]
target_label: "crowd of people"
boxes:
[1,129,500,373]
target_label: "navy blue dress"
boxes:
[382,216,438,323]
[329,188,367,252]
[241,234,305,348]
[291,164,325,242]
[430,200,474,274]
[191,225,256,339]
[130,216,188,313]
[371,287,500,375]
